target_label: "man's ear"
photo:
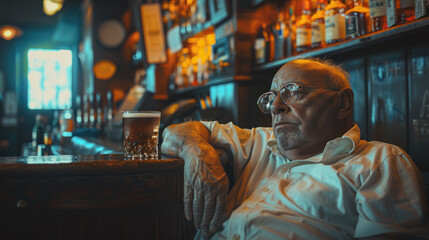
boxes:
[337,88,354,120]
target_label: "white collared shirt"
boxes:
[200,121,429,239]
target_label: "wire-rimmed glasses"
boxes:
[257,82,337,114]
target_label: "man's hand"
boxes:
[161,122,229,238]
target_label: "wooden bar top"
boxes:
[0,154,193,239]
[0,154,183,178]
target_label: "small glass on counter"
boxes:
[122,111,161,160]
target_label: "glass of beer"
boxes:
[122,111,161,159]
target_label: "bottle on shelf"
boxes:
[271,12,287,60]
[415,0,429,19]
[105,90,114,126]
[346,0,371,38]
[60,108,74,137]
[369,0,388,31]
[283,10,293,57]
[50,110,61,145]
[325,0,347,45]
[95,93,104,130]
[310,0,319,14]
[254,22,270,65]
[43,124,52,155]
[386,0,415,27]
[311,0,327,49]
[83,94,89,128]
[345,0,355,9]
[88,93,96,128]
[296,0,313,52]
[75,94,82,128]
[32,114,48,150]
[288,6,298,55]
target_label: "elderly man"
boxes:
[161,59,429,239]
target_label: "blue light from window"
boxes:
[27,49,72,110]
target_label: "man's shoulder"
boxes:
[352,140,411,168]
[359,140,407,155]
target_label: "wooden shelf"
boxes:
[180,21,214,41]
[170,74,251,96]
[255,17,429,71]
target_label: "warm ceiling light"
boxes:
[0,25,22,40]
[43,0,64,16]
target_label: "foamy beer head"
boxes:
[122,111,161,159]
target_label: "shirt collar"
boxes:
[267,124,361,163]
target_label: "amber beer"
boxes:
[122,111,161,159]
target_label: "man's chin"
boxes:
[275,131,302,151]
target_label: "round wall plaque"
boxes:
[97,19,126,48]
[94,60,117,80]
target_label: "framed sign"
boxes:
[140,3,167,64]
[208,0,230,26]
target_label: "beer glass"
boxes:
[122,111,161,159]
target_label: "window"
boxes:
[27,49,72,110]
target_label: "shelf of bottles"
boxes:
[162,0,212,39]
[168,27,216,92]
[253,0,429,71]
[162,0,222,94]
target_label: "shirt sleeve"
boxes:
[355,152,429,238]
[200,121,257,181]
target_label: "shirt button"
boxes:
[233,234,240,240]
[262,187,269,192]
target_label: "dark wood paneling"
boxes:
[368,51,408,151]
[343,58,368,140]
[408,46,429,171]
[60,213,84,240]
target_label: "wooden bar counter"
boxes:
[0,154,193,240]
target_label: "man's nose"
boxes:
[270,94,290,114]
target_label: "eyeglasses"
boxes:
[257,82,337,114]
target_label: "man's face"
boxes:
[270,63,340,158]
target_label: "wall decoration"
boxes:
[97,19,126,48]
[94,60,117,80]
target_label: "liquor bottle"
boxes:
[50,110,61,144]
[311,0,319,14]
[272,12,287,60]
[88,94,95,128]
[60,109,74,137]
[43,124,52,155]
[105,90,114,126]
[288,6,298,54]
[32,114,47,150]
[415,0,429,19]
[268,23,276,62]
[282,10,293,57]
[386,0,415,27]
[95,93,104,130]
[346,0,370,38]
[296,0,312,52]
[311,0,327,48]
[254,23,270,65]
[363,0,372,32]
[325,0,347,45]
[369,0,388,31]
[83,94,89,128]
[345,0,355,9]
[75,94,82,128]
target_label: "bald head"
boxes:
[273,58,351,91]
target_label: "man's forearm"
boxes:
[161,121,211,159]
[161,121,230,237]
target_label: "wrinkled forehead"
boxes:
[271,62,328,90]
